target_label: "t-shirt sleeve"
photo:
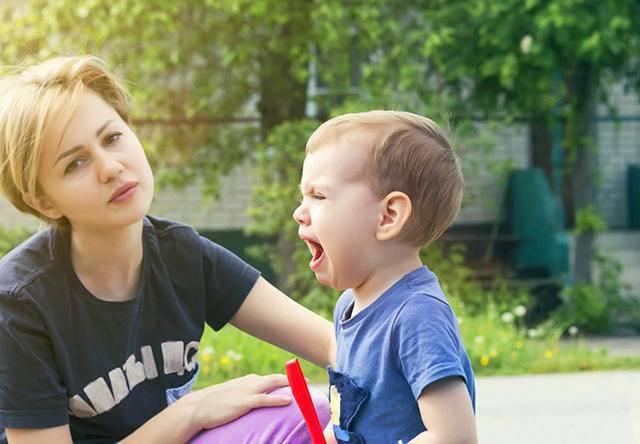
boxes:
[0,295,69,429]
[199,236,261,331]
[393,296,467,400]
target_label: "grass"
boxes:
[194,322,640,389]
[194,325,327,389]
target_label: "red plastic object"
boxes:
[285,358,327,444]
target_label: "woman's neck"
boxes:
[69,220,144,302]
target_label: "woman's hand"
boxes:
[179,373,292,432]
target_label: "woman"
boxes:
[0,55,333,443]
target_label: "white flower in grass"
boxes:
[474,335,485,345]
[528,328,540,338]
[514,305,527,317]
[501,312,515,323]
[568,326,579,336]
[225,350,243,362]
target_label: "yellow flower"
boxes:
[515,341,523,349]
[544,350,554,359]
[480,355,490,366]
[202,353,212,363]
[220,356,231,366]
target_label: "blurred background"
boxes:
[1,1,640,433]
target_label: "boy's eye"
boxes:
[311,194,325,200]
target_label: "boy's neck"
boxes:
[351,249,422,317]
[69,220,144,302]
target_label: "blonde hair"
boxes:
[0,55,130,229]
[307,110,464,247]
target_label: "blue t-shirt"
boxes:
[329,266,475,443]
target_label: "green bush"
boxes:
[554,249,640,333]
[0,226,32,258]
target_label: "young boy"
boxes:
[293,111,477,444]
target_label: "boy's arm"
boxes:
[230,277,336,367]
[409,377,477,444]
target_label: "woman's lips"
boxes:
[110,183,137,203]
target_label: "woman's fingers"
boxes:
[251,392,292,408]
[255,374,289,392]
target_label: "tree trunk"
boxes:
[565,63,598,284]
[529,114,553,182]
[256,3,310,290]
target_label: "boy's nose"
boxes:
[292,204,309,225]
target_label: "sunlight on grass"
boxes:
[194,325,328,389]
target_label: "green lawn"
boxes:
[194,325,640,389]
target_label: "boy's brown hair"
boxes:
[306,110,464,247]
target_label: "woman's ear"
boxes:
[22,192,63,220]
[376,191,412,241]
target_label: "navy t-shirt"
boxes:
[0,216,260,443]
[329,266,475,443]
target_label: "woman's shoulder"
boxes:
[0,227,62,299]
[143,215,200,243]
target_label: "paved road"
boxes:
[313,370,640,443]
[476,370,640,444]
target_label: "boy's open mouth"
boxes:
[305,240,325,271]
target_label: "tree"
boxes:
[0,0,314,288]
[419,0,640,284]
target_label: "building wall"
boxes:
[596,84,640,229]
[2,89,640,232]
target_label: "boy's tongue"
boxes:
[309,241,325,270]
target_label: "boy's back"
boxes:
[330,266,475,443]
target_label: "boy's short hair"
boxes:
[0,55,130,228]
[306,110,464,247]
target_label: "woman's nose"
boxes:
[96,152,123,182]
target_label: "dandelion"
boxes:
[528,328,540,339]
[520,35,533,54]
[200,346,214,363]
[515,341,523,349]
[501,312,515,323]
[474,335,485,345]
[514,305,527,317]
[220,356,231,366]
[480,355,490,366]
[226,350,243,362]
[544,350,554,359]
[568,326,579,336]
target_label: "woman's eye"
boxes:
[64,158,84,175]
[104,132,122,145]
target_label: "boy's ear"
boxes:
[376,191,412,242]
[22,192,64,220]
